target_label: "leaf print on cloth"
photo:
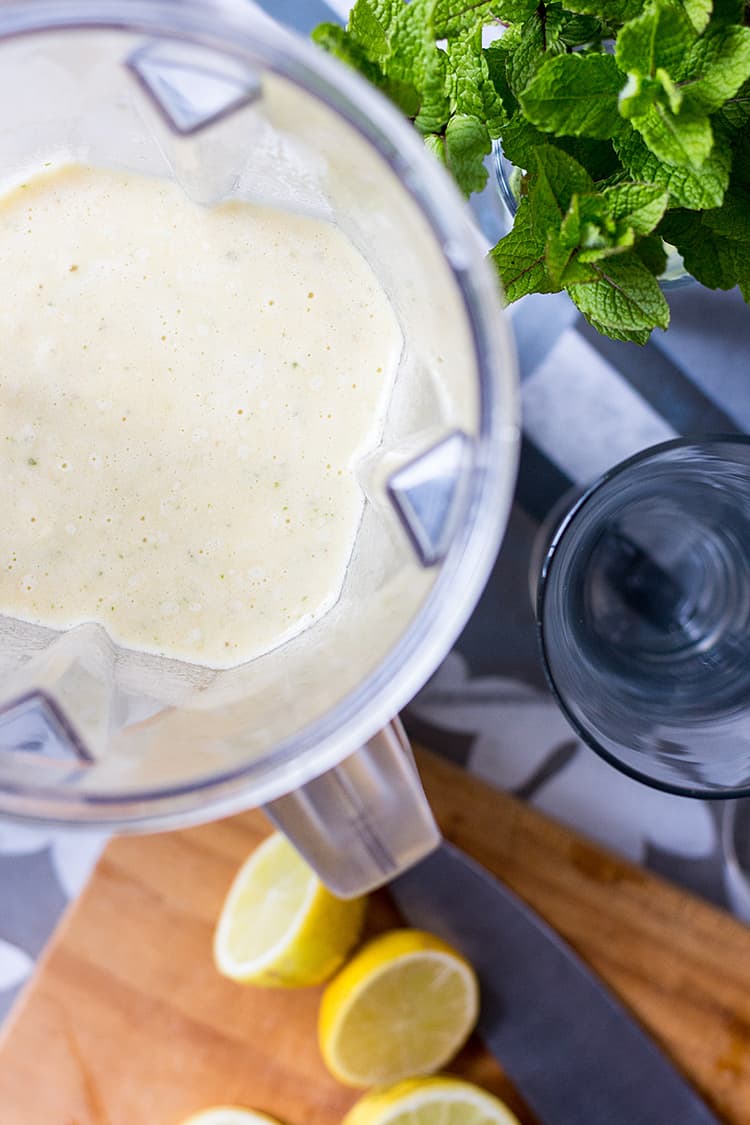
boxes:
[534,744,716,864]
[0,822,107,900]
[407,650,583,793]
[408,650,716,866]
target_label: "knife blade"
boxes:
[390,842,719,1125]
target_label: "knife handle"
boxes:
[263,718,441,898]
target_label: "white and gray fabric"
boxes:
[1,0,749,1024]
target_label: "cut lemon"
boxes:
[342,1077,521,1125]
[213,831,366,987]
[179,1110,283,1125]
[318,929,479,1087]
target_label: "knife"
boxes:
[390,842,719,1125]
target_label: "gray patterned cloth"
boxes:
[1,0,749,1026]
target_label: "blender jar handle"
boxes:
[263,718,440,898]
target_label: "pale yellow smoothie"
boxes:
[0,164,401,668]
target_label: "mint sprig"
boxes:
[521,53,625,139]
[313,0,750,344]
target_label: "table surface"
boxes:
[2,0,750,1022]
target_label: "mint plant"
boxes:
[313,0,750,343]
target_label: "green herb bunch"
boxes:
[313,0,750,343]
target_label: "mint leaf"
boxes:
[656,67,684,115]
[520,53,625,139]
[703,184,750,239]
[602,181,670,231]
[630,103,713,168]
[718,78,750,130]
[498,112,546,168]
[681,26,750,115]
[528,147,595,283]
[634,231,669,273]
[560,12,606,46]
[682,0,712,33]
[616,1,697,80]
[480,73,510,139]
[388,0,435,83]
[516,148,603,273]
[582,316,653,343]
[445,113,492,193]
[507,14,560,100]
[565,191,637,262]
[349,0,399,62]
[578,229,637,260]
[380,2,452,133]
[533,145,594,215]
[424,132,448,163]
[448,23,508,136]
[490,199,558,300]
[487,0,539,20]
[683,230,742,290]
[484,39,518,117]
[500,114,619,179]
[542,182,650,285]
[387,77,425,116]
[559,196,583,248]
[546,192,638,283]
[311,23,386,86]
[314,15,423,116]
[448,24,485,119]
[564,0,646,23]
[415,44,452,132]
[618,72,666,118]
[544,194,591,285]
[546,230,578,286]
[433,0,496,34]
[618,67,685,120]
[614,124,730,206]
[562,257,601,283]
[660,208,745,287]
[566,251,670,330]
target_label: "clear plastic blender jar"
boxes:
[0,0,518,895]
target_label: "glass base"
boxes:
[538,438,750,798]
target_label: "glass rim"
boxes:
[536,434,750,801]
[0,0,519,825]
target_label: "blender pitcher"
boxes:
[0,0,519,896]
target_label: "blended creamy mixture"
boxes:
[0,165,401,668]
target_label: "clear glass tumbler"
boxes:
[538,437,750,798]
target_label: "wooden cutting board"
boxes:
[2,748,750,1124]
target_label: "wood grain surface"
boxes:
[1,748,749,1124]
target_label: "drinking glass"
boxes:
[538,437,750,797]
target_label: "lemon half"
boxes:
[319,930,480,1087]
[342,1077,521,1124]
[213,831,366,987]
[179,1109,283,1125]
